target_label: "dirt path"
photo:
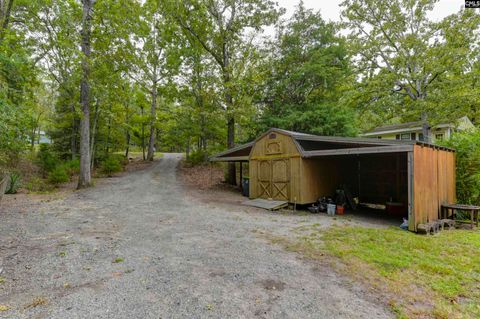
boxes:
[0,153,392,318]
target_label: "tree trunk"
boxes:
[105,116,112,155]
[90,102,99,170]
[141,106,146,161]
[125,131,130,158]
[226,115,236,185]
[77,0,93,189]
[146,87,157,161]
[30,129,36,150]
[71,104,77,159]
[0,0,14,45]
[222,44,236,185]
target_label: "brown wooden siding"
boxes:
[413,145,456,228]
[300,158,341,204]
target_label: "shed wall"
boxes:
[413,145,456,228]
[249,131,301,202]
[300,158,340,204]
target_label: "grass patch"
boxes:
[0,304,10,311]
[113,257,124,263]
[287,225,480,318]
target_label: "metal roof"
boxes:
[209,128,454,162]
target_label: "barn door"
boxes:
[272,159,289,200]
[258,160,272,198]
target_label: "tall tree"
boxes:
[340,0,480,130]
[78,0,94,188]
[169,0,281,184]
[259,3,356,136]
[0,0,14,44]
[127,0,179,161]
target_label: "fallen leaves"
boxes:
[0,305,10,311]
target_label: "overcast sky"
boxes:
[276,0,466,22]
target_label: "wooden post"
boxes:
[239,162,243,191]
[471,209,474,230]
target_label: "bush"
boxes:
[63,159,80,176]
[5,171,21,194]
[24,177,53,192]
[100,157,122,176]
[37,144,59,173]
[47,166,69,185]
[441,130,480,206]
[187,149,209,166]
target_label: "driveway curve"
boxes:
[1,153,392,318]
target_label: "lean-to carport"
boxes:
[211,128,456,231]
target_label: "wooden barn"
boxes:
[211,128,456,231]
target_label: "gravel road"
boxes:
[0,153,392,318]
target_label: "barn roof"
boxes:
[210,128,454,162]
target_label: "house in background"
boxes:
[35,130,52,144]
[362,116,475,143]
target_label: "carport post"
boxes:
[407,151,415,231]
[239,162,243,191]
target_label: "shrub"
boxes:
[24,177,53,192]
[441,130,480,206]
[100,157,122,176]
[37,144,59,173]
[5,171,21,194]
[63,159,80,176]
[187,149,209,166]
[47,166,69,185]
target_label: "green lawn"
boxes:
[288,225,480,319]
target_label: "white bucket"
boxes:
[327,204,336,215]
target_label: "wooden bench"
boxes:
[441,204,480,230]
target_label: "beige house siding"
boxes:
[363,116,475,143]
[371,127,451,142]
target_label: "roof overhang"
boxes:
[209,156,249,162]
[303,145,414,157]
[209,141,254,162]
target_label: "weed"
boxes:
[24,297,47,309]
[113,257,124,263]
[101,157,122,176]
[48,166,69,185]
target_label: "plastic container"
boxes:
[327,204,336,215]
[241,177,249,197]
[336,205,345,215]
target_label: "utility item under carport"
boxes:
[210,128,456,231]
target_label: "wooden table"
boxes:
[441,204,480,229]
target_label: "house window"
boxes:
[419,133,424,141]
[269,133,276,139]
[377,136,382,139]
[435,133,444,140]
[411,133,416,140]
[396,134,400,140]
[401,133,411,140]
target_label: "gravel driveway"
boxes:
[0,153,392,318]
